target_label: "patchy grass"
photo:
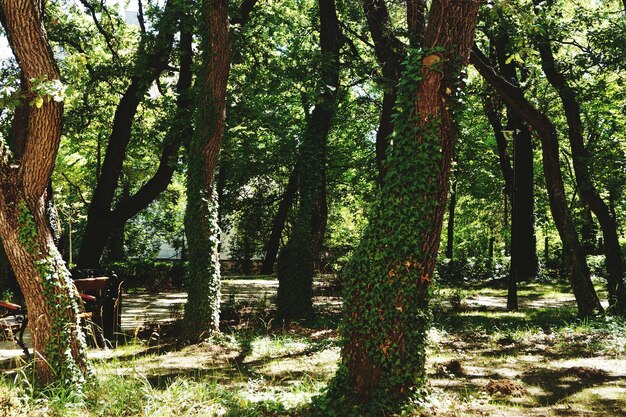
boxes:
[0,279,625,416]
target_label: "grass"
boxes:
[0,278,625,416]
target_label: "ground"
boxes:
[0,276,624,416]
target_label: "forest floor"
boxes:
[0,276,625,416]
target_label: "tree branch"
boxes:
[231,0,261,25]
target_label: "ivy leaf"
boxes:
[32,96,44,108]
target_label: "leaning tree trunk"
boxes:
[326,0,479,412]
[276,0,341,322]
[182,0,231,342]
[0,0,89,387]
[77,0,180,268]
[471,46,603,317]
[532,8,626,313]
[260,166,298,275]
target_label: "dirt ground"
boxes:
[2,278,625,416]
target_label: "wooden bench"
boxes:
[0,300,29,357]
[0,273,123,356]
[73,275,124,348]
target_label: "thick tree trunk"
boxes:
[0,0,89,387]
[532,16,626,313]
[260,167,298,274]
[329,0,480,411]
[182,0,231,341]
[276,0,341,321]
[471,47,603,317]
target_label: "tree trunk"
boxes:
[509,119,538,281]
[532,12,626,313]
[406,0,426,49]
[362,0,404,185]
[77,0,181,268]
[484,98,513,197]
[182,0,231,341]
[471,46,603,317]
[445,178,457,259]
[260,167,298,274]
[579,204,597,254]
[328,0,479,411]
[0,0,89,387]
[276,0,341,322]
[486,32,538,282]
[312,184,328,271]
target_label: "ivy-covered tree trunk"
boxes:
[325,0,479,412]
[182,0,231,341]
[276,0,341,322]
[0,0,89,387]
[471,47,603,317]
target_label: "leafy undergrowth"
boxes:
[0,279,625,416]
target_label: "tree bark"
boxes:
[532,12,626,313]
[77,0,181,268]
[445,176,457,259]
[471,46,602,317]
[330,0,480,410]
[484,97,514,196]
[486,33,538,283]
[406,0,426,49]
[182,0,231,341]
[0,0,89,386]
[260,167,298,274]
[276,0,341,321]
[362,0,404,185]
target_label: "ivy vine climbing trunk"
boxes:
[325,0,480,412]
[0,0,89,387]
[276,0,341,322]
[471,46,603,317]
[182,0,231,341]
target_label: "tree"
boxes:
[276,0,342,321]
[471,45,603,317]
[0,0,89,387]
[532,0,626,313]
[181,0,232,341]
[324,0,480,411]
[76,0,183,268]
